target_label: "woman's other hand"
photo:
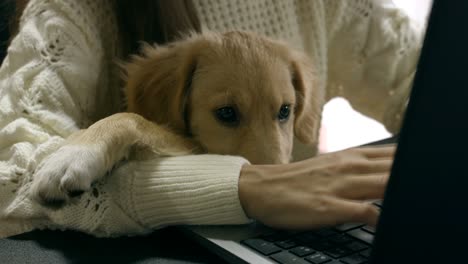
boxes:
[239,144,395,229]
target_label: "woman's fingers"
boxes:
[359,144,397,159]
[336,159,393,174]
[239,145,395,231]
[269,196,381,230]
[328,199,381,227]
[324,145,395,174]
[334,173,389,200]
[363,159,393,173]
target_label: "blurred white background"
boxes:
[318,0,432,153]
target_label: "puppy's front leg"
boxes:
[30,113,198,208]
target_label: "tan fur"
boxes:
[31,31,324,205]
[123,31,323,164]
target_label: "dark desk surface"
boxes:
[0,227,226,264]
[0,136,397,264]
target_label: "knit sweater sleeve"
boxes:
[0,0,249,238]
[325,0,424,133]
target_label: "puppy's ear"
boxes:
[291,53,324,145]
[124,40,199,135]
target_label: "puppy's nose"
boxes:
[237,133,290,164]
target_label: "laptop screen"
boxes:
[371,1,468,263]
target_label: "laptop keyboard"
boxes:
[241,201,381,264]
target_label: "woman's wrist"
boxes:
[238,163,278,221]
[239,162,297,224]
[239,164,256,219]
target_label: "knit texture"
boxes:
[0,0,423,237]
[193,0,423,134]
[111,156,250,229]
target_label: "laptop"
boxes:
[181,1,468,263]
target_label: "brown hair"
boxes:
[10,0,201,58]
[6,0,28,43]
[115,0,201,58]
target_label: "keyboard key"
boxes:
[304,252,331,264]
[334,223,364,232]
[323,246,352,258]
[308,240,335,251]
[310,239,336,251]
[347,229,374,244]
[344,241,369,252]
[359,248,372,258]
[361,225,376,234]
[314,228,339,238]
[289,246,316,257]
[328,234,354,245]
[242,238,282,255]
[340,253,368,264]
[276,239,298,249]
[270,251,310,264]
[262,231,296,242]
[295,232,320,244]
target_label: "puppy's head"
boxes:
[124,31,323,164]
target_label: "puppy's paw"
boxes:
[30,145,107,208]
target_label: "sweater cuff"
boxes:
[112,155,251,229]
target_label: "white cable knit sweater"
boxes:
[0,0,423,237]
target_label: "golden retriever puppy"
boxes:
[30,31,324,207]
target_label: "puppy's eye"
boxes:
[278,104,291,122]
[215,106,239,126]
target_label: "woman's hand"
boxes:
[238,144,395,229]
